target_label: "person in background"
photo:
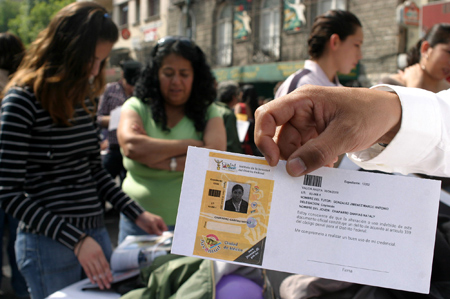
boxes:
[380,23,450,93]
[274,9,362,169]
[0,33,24,93]
[0,32,29,299]
[377,23,450,198]
[216,80,243,153]
[235,84,259,122]
[275,10,363,98]
[97,60,142,185]
[235,84,260,156]
[0,3,167,298]
[273,81,284,98]
[117,36,226,242]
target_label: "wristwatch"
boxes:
[170,157,177,172]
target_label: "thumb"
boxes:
[285,129,343,176]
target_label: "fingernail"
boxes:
[287,157,307,176]
[264,154,273,166]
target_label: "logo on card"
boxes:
[214,159,223,170]
[214,159,237,172]
[200,234,221,253]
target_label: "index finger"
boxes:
[254,95,298,166]
[254,106,279,166]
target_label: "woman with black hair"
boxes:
[381,23,450,93]
[0,32,25,93]
[275,10,363,98]
[117,36,226,242]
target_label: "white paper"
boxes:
[172,147,441,294]
[108,106,122,131]
[338,155,450,208]
[236,120,250,143]
[110,233,172,272]
[46,269,139,298]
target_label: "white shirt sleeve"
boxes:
[349,84,450,176]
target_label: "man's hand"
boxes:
[255,85,402,176]
[135,211,168,236]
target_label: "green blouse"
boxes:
[121,97,221,225]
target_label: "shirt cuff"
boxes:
[56,222,85,250]
[349,84,440,172]
[121,199,145,222]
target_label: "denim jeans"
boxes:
[15,227,112,299]
[0,209,29,297]
[118,213,148,244]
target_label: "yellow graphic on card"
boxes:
[193,153,274,266]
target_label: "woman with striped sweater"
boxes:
[0,3,167,298]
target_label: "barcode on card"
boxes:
[208,189,221,197]
[303,174,322,187]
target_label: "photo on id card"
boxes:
[193,152,274,266]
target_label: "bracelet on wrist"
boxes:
[75,234,89,257]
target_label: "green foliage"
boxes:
[7,0,74,46]
[0,0,21,33]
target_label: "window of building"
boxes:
[259,0,280,59]
[119,2,128,26]
[309,0,346,26]
[136,0,140,24]
[216,4,233,66]
[178,10,196,39]
[148,0,160,17]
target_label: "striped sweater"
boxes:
[0,87,144,250]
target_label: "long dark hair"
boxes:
[242,84,258,119]
[308,10,362,59]
[0,33,25,75]
[407,23,450,66]
[134,36,216,132]
[6,2,118,125]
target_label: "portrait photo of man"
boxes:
[224,183,249,214]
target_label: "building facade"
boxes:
[106,0,449,96]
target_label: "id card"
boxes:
[193,152,274,265]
